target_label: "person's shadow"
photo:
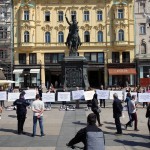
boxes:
[72,121,87,126]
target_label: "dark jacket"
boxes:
[146,104,150,118]
[91,98,99,112]
[13,98,30,116]
[68,124,104,150]
[113,98,123,118]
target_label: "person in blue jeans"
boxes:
[32,94,45,137]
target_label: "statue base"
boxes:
[61,56,90,90]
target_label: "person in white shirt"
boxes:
[125,95,139,131]
[32,94,45,137]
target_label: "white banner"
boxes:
[96,90,110,100]
[124,92,138,101]
[24,90,36,99]
[109,91,123,100]
[84,91,95,101]
[72,90,84,100]
[0,91,7,100]
[8,93,20,102]
[42,93,55,102]
[58,92,71,101]
[138,93,150,102]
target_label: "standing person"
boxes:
[91,93,103,126]
[146,102,150,134]
[75,87,80,109]
[100,85,105,108]
[13,91,30,134]
[67,113,105,150]
[38,85,42,99]
[113,93,123,135]
[125,95,139,131]
[32,94,45,137]
[0,106,2,119]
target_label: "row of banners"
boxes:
[0,89,150,102]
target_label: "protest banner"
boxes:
[24,89,36,99]
[124,92,138,101]
[0,91,7,100]
[109,91,123,100]
[96,90,109,100]
[72,90,84,100]
[84,91,95,101]
[42,93,55,102]
[138,93,150,102]
[57,92,71,101]
[8,93,20,102]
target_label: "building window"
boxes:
[29,53,37,64]
[84,11,89,21]
[112,52,120,63]
[122,52,130,63]
[58,11,63,22]
[19,53,26,64]
[71,11,76,21]
[0,50,7,59]
[45,11,50,21]
[0,27,7,39]
[141,42,146,54]
[24,31,29,42]
[118,9,124,19]
[84,52,104,63]
[118,29,124,41]
[44,53,64,64]
[140,24,146,34]
[84,31,90,42]
[97,11,102,21]
[58,31,64,43]
[98,31,103,42]
[24,10,29,20]
[140,2,145,13]
[45,32,50,43]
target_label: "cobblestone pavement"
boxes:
[0,101,149,150]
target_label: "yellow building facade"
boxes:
[13,0,135,89]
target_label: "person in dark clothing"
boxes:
[113,93,123,135]
[67,113,105,150]
[13,91,30,134]
[146,102,150,134]
[100,85,105,108]
[91,93,103,126]
[38,85,42,99]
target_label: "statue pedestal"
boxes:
[61,56,89,90]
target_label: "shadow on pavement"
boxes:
[103,121,115,125]
[72,121,87,126]
[8,115,17,118]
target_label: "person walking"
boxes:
[146,102,150,134]
[91,93,103,126]
[13,91,30,134]
[100,85,105,108]
[67,113,105,150]
[113,93,123,135]
[125,95,139,131]
[32,94,45,137]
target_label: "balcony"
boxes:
[113,41,129,46]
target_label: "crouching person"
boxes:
[67,113,105,150]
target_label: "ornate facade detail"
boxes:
[81,5,92,10]
[21,23,31,30]
[41,6,53,11]
[80,24,92,31]
[55,6,66,10]
[113,21,128,31]
[54,24,66,31]
[67,6,79,11]
[41,25,53,31]
[94,24,105,31]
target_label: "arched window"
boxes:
[45,32,50,43]
[141,42,146,54]
[118,29,124,41]
[58,31,64,43]
[84,31,90,42]
[24,31,29,42]
[98,31,103,42]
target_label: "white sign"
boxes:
[109,91,123,100]
[72,90,84,100]
[42,93,55,102]
[8,93,20,102]
[24,90,36,99]
[96,90,110,100]
[84,91,95,101]
[0,91,7,100]
[124,92,138,101]
[138,93,150,102]
[58,92,71,101]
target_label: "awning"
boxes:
[13,69,23,74]
[108,68,136,75]
[30,69,40,73]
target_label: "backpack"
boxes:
[86,131,105,150]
